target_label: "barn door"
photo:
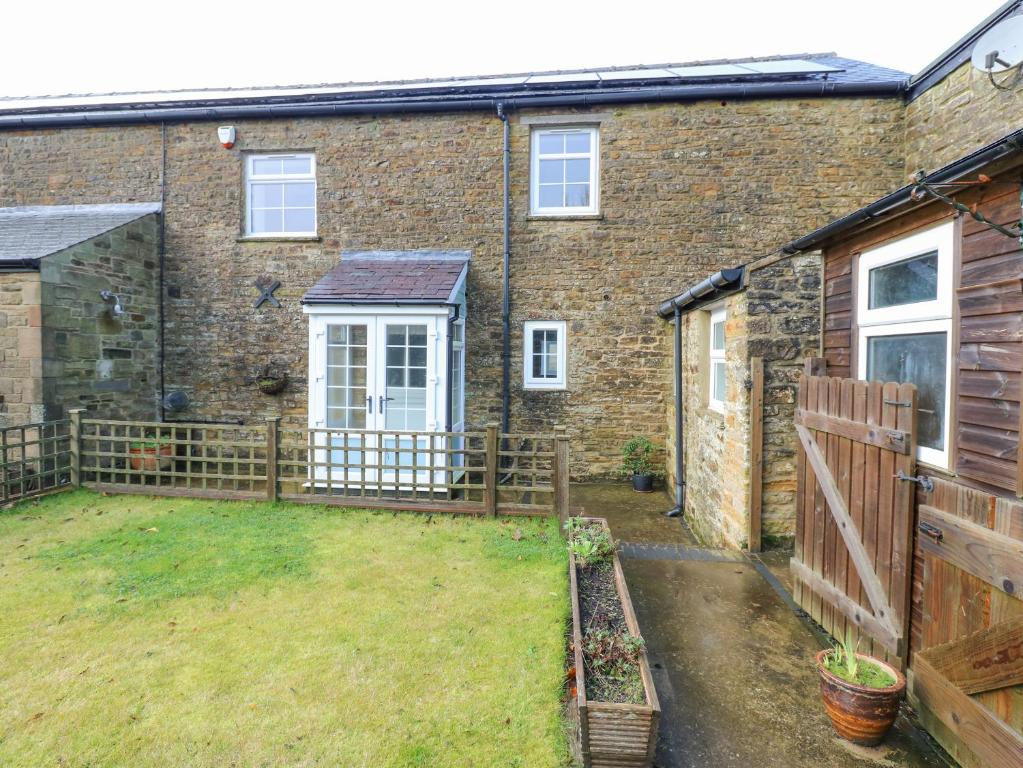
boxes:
[791,374,918,666]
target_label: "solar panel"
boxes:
[667,64,759,77]
[596,68,679,81]
[739,60,841,74]
[525,72,601,84]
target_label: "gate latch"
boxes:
[895,470,934,493]
[918,521,944,542]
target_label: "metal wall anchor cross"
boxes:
[253,279,282,308]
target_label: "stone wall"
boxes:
[0,272,43,426]
[676,292,750,549]
[39,215,161,421]
[0,97,906,477]
[745,252,822,539]
[904,59,1023,175]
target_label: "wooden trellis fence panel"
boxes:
[0,420,72,504]
[791,374,918,667]
[72,415,566,519]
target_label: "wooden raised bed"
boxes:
[568,517,660,768]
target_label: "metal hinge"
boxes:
[895,470,934,493]
[918,521,943,542]
[883,399,914,407]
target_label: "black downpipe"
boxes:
[157,122,167,420]
[666,306,685,517]
[497,102,511,435]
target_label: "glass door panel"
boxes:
[382,323,430,485]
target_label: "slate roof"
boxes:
[303,251,470,305]
[0,54,908,127]
[0,202,161,267]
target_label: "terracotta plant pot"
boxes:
[815,649,906,746]
[129,444,174,472]
[631,474,654,493]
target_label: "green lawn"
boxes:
[0,491,569,767]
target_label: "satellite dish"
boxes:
[972,15,1023,72]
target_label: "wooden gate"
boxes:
[791,374,917,665]
[910,476,1023,768]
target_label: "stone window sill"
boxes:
[699,406,726,424]
[526,214,604,222]
[236,235,322,243]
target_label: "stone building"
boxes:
[0,56,908,477]
[0,204,161,426]
[657,0,1023,548]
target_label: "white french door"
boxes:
[307,312,447,489]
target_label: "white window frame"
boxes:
[708,306,727,414]
[530,126,599,216]
[856,220,954,468]
[244,153,317,237]
[523,320,567,390]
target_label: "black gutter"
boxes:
[0,258,41,271]
[906,0,1021,102]
[656,267,745,318]
[0,80,906,130]
[780,126,1023,255]
[497,102,511,436]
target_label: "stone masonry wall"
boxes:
[0,272,43,427]
[39,215,161,421]
[676,291,750,549]
[745,252,822,539]
[904,59,1023,176]
[0,97,905,477]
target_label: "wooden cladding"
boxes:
[792,374,917,665]
[822,186,1023,494]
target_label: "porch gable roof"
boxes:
[302,250,470,305]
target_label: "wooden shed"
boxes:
[782,128,1023,768]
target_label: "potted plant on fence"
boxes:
[128,435,174,471]
[620,436,659,493]
[815,633,906,746]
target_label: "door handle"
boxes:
[378,395,395,414]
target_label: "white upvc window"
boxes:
[245,153,317,236]
[708,306,727,413]
[530,127,599,216]
[523,321,567,390]
[856,220,954,468]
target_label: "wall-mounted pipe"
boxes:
[497,102,511,435]
[666,306,685,517]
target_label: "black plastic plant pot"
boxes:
[632,474,654,493]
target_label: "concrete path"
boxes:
[572,484,952,768]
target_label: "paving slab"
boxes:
[573,483,951,768]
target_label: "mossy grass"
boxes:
[0,490,570,767]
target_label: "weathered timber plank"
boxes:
[790,558,899,653]
[919,504,1023,598]
[923,616,1023,695]
[912,654,1023,768]
[795,408,911,454]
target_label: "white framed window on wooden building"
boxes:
[708,306,727,413]
[245,153,317,237]
[856,220,954,468]
[523,320,567,390]
[530,127,599,216]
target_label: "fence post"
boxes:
[266,417,280,502]
[0,426,8,504]
[804,357,827,377]
[68,408,85,488]
[484,423,499,516]
[553,426,570,526]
